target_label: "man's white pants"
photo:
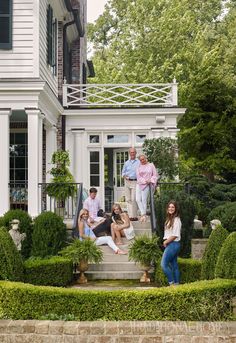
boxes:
[124,180,138,218]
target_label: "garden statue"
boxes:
[210,219,221,230]
[9,219,26,251]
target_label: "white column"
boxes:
[0,109,11,215]
[66,130,76,178]
[26,109,43,217]
[45,124,57,182]
[73,131,85,183]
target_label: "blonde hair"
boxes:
[111,203,122,213]
[79,208,89,221]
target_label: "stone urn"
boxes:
[137,263,151,283]
[76,260,89,284]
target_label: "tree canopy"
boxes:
[88,0,236,181]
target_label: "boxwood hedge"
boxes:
[0,279,235,321]
[24,256,73,287]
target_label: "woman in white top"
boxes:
[161,201,181,285]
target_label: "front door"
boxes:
[113,149,129,204]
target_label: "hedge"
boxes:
[208,202,236,232]
[24,256,73,287]
[215,232,236,280]
[0,227,24,282]
[155,258,202,286]
[0,279,235,321]
[201,225,229,280]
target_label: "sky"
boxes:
[87,0,108,23]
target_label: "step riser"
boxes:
[86,272,143,280]
[88,263,140,272]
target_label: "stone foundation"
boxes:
[0,320,235,342]
[191,238,208,260]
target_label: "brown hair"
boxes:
[165,201,179,229]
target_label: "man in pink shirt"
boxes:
[83,187,103,223]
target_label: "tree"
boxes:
[142,138,178,180]
[88,0,236,180]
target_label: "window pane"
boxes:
[15,157,26,168]
[15,133,26,144]
[10,157,14,168]
[15,144,27,156]
[0,18,9,43]
[89,135,99,143]
[15,169,26,181]
[136,134,146,143]
[90,176,99,187]
[0,1,10,15]
[107,135,129,143]
[90,151,99,162]
[90,164,99,174]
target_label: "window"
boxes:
[107,134,129,143]
[10,132,28,183]
[89,135,100,144]
[90,151,100,186]
[0,0,12,49]
[136,134,146,143]
[47,5,57,75]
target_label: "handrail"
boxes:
[149,184,157,234]
[72,183,83,238]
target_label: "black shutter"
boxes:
[0,0,12,49]
[47,5,53,65]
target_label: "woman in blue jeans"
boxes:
[161,201,181,285]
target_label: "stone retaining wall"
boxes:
[0,320,235,342]
[191,238,208,259]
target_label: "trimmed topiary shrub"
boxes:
[155,257,202,286]
[24,256,73,287]
[155,190,196,257]
[201,225,229,280]
[0,227,24,281]
[0,279,235,321]
[1,209,32,258]
[31,212,67,258]
[215,232,236,279]
[208,202,236,232]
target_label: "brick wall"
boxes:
[0,320,235,342]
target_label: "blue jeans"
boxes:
[161,241,180,284]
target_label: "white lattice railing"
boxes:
[63,81,178,107]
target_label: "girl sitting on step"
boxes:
[78,208,127,255]
[111,203,133,245]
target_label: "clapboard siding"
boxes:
[39,0,58,96]
[0,0,37,78]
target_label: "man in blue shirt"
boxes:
[122,148,140,220]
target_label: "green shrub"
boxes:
[201,225,229,280]
[0,227,24,282]
[24,256,73,287]
[1,209,32,258]
[155,258,202,286]
[0,217,4,227]
[215,232,236,279]
[0,279,235,321]
[155,190,196,257]
[208,202,236,232]
[31,212,67,258]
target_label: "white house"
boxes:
[0,0,185,218]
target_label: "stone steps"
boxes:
[86,218,152,280]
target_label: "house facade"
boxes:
[0,0,185,218]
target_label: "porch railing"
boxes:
[63,81,178,108]
[38,183,83,220]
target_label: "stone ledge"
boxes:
[0,321,235,341]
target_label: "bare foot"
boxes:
[116,241,123,245]
[116,249,128,255]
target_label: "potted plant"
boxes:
[60,239,103,284]
[129,234,162,283]
[46,150,77,216]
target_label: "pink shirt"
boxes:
[136,162,158,190]
[83,196,101,219]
